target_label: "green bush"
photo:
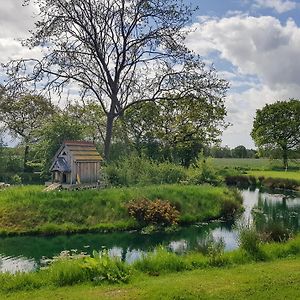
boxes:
[262,177,299,190]
[225,175,254,186]
[48,249,130,286]
[260,222,292,242]
[104,155,187,186]
[220,198,242,219]
[11,174,22,185]
[207,238,227,267]
[238,224,267,261]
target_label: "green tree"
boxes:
[124,95,227,166]
[34,112,85,174]
[0,137,6,175]
[251,99,300,170]
[232,145,248,158]
[0,89,54,171]
[209,145,232,158]
[5,0,228,160]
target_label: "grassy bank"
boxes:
[0,184,241,236]
[2,258,300,300]
[1,234,300,299]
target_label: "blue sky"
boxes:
[1,0,300,148]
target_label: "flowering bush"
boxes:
[127,198,179,227]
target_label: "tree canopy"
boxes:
[0,87,54,170]
[251,99,300,170]
[123,95,228,166]
[4,0,229,159]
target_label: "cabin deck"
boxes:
[44,182,104,191]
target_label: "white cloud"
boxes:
[186,15,300,88]
[254,0,297,13]
[186,15,300,147]
[0,1,40,64]
[222,84,300,148]
[0,1,37,39]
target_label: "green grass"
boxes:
[212,158,299,171]
[0,184,240,235]
[247,170,300,181]
[2,257,300,299]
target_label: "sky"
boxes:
[1,0,300,148]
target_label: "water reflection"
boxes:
[0,255,36,274]
[0,188,299,273]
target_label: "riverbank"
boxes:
[1,234,300,299]
[247,170,300,181]
[225,173,300,191]
[0,184,242,236]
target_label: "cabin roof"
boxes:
[63,141,102,162]
[50,157,71,172]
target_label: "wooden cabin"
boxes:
[50,141,102,185]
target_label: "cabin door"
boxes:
[62,173,67,183]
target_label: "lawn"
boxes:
[2,258,300,300]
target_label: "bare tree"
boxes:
[3,0,229,159]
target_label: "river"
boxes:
[0,188,299,273]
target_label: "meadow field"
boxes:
[211,158,300,171]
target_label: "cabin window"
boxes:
[62,151,67,156]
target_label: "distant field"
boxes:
[247,170,300,181]
[212,158,299,170]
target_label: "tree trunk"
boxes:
[104,113,114,160]
[282,146,288,171]
[24,143,30,172]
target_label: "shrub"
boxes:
[260,222,292,242]
[225,175,256,187]
[127,198,180,227]
[262,177,299,190]
[220,198,241,219]
[47,249,130,286]
[189,157,222,186]
[207,238,227,267]
[11,174,22,185]
[89,250,130,284]
[238,224,267,261]
[104,155,188,186]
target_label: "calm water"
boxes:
[0,188,299,273]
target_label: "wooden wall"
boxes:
[74,161,101,183]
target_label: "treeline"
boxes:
[0,89,229,183]
[207,145,257,159]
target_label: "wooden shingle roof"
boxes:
[64,141,102,162]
